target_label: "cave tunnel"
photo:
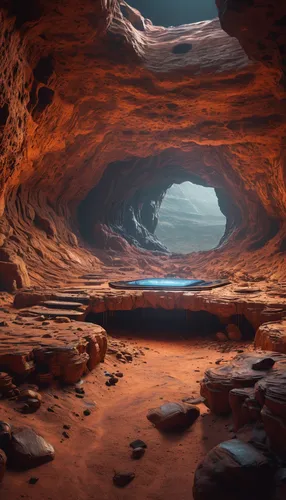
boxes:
[78,153,240,255]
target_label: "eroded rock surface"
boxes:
[193,439,275,500]
[0,1,285,286]
[0,318,107,386]
[147,402,200,431]
[202,351,286,457]
[255,320,286,353]
[7,427,55,470]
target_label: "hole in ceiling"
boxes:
[155,182,226,254]
[127,0,218,27]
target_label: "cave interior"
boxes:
[0,0,286,499]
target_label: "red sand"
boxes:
[0,335,252,500]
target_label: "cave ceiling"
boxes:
[0,0,286,288]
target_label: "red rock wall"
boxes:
[0,0,286,290]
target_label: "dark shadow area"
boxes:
[85,308,224,338]
[229,314,255,340]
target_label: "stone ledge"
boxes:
[0,319,107,386]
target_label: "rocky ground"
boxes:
[0,278,286,500]
[0,314,250,500]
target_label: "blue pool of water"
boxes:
[126,278,205,288]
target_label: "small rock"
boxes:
[8,427,55,470]
[83,409,91,417]
[42,333,52,338]
[216,332,228,342]
[18,390,42,413]
[76,394,84,399]
[215,358,223,365]
[113,472,135,488]
[75,387,85,395]
[29,477,39,485]
[62,431,70,439]
[115,372,123,378]
[226,324,242,341]
[108,377,118,386]
[252,358,275,371]
[0,321,8,327]
[130,439,147,449]
[182,396,205,405]
[54,317,71,323]
[147,402,200,431]
[63,425,70,430]
[132,447,145,460]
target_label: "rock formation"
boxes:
[0,0,286,290]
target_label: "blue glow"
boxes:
[127,278,204,288]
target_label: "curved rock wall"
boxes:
[0,0,286,290]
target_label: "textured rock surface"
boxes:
[255,320,286,353]
[193,439,275,500]
[7,427,55,470]
[147,402,200,431]
[202,350,286,457]
[0,317,107,385]
[0,1,285,287]
[229,387,261,431]
[201,351,286,415]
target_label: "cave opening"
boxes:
[155,181,226,254]
[85,309,224,338]
[127,0,218,27]
[85,308,254,341]
[78,156,235,256]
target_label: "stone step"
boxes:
[51,293,90,305]
[41,300,85,310]
[21,306,84,320]
[80,274,105,279]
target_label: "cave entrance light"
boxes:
[155,181,226,254]
[127,0,218,27]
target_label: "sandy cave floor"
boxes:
[0,330,253,500]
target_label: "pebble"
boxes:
[63,424,71,430]
[83,409,91,417]
[113,472,135,488]
[62,431,70,439]
[108,377,118,386]
[130,439,147,449]
[132,447,145,460]
[29,477,39,485]
[75,387,85,395]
